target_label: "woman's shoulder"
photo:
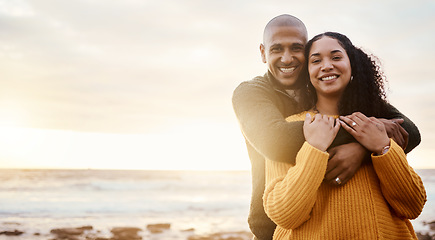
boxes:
[286,111,340,123]
[286,111,311,122]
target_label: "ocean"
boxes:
[0,169,252,239]
[0,169,433,239]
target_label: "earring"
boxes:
[350,76,354,81]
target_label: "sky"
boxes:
[0,0,434,170]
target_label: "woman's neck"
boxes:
[315,95,340,115]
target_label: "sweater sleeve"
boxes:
[263,142,329,229]
[232,80,305,163]
[384,104,421,153]
[371,139,427,219]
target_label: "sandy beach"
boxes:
[0,222,253,240]
[1,221,434,240]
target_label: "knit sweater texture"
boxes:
[233,72,422,240]
[263,112,427,239]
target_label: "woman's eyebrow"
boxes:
[331,49,343,54]
[309,52,320,58]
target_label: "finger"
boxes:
[325,159,338,177]
[351,112,369,126]
[393,130,404,148]
[325,166,345,183]
[326,162,351,186]
[334,118,341,133]
[339,117,357,135]
[392,118,404,124]
[313,113,323,123]
[339,116,352,127]
[304,112,312,126]
[393,124,405,147]
[332,116,338,125]
[324,164,340,181]
[384,120,404,147]
[321,114,329,122]
[331,174,348,186]
[343,115,362,129]
[346,115,361,128]
[398,125,409,149]
[353,112,369,120]
[396,124,409,149]
[328,145,338,153]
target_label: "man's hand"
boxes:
[325,142,368,186]
[378,118,409,150]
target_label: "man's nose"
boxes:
[281,50,293,64]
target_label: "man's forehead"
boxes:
[264,25,307,46]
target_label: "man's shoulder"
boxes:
[241,74,270,87]
[233,74,274,95]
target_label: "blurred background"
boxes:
[0,0,434,170]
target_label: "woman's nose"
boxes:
[321,60,333,71]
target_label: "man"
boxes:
[232,14,420,240]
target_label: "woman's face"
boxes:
[308,36,352,99]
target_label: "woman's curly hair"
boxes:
[299,32,389,117]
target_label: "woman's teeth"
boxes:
[321,75,337,81]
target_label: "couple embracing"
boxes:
[233,14,426,240]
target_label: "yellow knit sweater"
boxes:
[263,111,426,239]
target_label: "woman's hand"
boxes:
[339,112,390,155]
[304,113,340,152]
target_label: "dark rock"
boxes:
[50,226,94,240]
[416,232,433,240]
[182,228,195,232]
[51,228,84,236]
[51,226,93,236]
[427,221,435,231]
[50,236,80,240]
[110,227,142,240]
[146,223,171,233]
[0,230,24,236]
[188,236,211,240]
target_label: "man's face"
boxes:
[260,25,306,88]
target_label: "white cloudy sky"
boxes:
[0,0,434,170]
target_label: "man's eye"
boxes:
[292,47,303,52]
[271,47,281,53]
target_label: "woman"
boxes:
[263,32,426,239]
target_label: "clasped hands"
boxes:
[304,112,408,186]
